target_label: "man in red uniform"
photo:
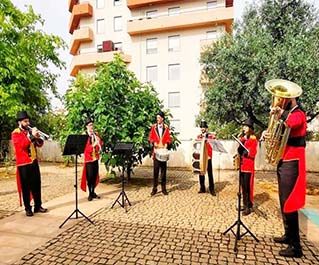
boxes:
[196,120,216,196]
[81,117,103,201]
[271,95,307,258]
[149,111,171,196]
[11,111,47,217]
[237,118,258,216]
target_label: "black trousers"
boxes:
[277,160,301,248]
[240,172,252,209]
[18,160,42,211]
[153,159,167,191]
[86,160,99,196]
[199,159,214,191]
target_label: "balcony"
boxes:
[127,0,178,9]
[68,0,79,12]
[70,27,93,55]
[69,3,93,34]
[127,6,233,36]
[70,51,132,76]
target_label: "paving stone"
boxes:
[2,168,319,264]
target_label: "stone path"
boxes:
[3,167,318,265]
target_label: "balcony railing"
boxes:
[70,51,131,76]
[70,27,94,55]
[127,0,178,9]
[128,6,233,35]
[69,3,93,34]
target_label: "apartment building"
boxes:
[68,0,234,166]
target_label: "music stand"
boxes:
[59,135,94,228]
[207,139,227,200]
[111,142,134,211]
[223,135,259,252]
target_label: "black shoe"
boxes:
[242,208,251,216]
[162,190,168,195]
[274,235,289,244]
[210,190,216,196]
[279,245,303,258]
[34,207,48,213]
[151,190,157,196]
[198,188,206,194]
[93,193,100,199]
[25,209,33,217]
[88,195,93,201]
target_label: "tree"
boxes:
[63,55,180,177]
[200,0,319,137]
[0,0,66,140]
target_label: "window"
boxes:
[97,44,103,52]
[114,42,122,51]
[96,19,105,34]
[168,64,180,80]
[207,1,217,9]
[146,38,157,54]
[146,10,157,18]
[96,0,104,9]
[170,119,181,133]
[168,92,180,108]
[168,7,180,16]
[206,30,217,39]
[146,66,158,82]
[113,16,122,32]
[168,35,180,52]
[114,0,122,6]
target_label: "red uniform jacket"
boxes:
[281,108,307,213]
[196,133,215,158]
[11,128,44,205]
[149,123,171,159]
[81,133,103,192]
[240,134,258,202]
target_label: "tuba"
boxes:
[264,79,302,165]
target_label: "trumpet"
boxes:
[27,126,51,140]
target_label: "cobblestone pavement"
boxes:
[8,167,319,265]
[0,163,77,219]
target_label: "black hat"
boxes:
[200,120,208,128]
[16,111,30,122]
[242,118,254,130]
[85,117,93,126]
[157,111,165,119]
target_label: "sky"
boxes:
[10,0,318,109]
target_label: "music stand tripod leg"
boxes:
[223,155,258,252]
[59,153,94,228]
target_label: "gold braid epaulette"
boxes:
[12,128,21,134]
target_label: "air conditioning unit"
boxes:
[102,40,114,52]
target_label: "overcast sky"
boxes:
[10,0,318,109]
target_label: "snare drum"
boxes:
[155,148,170,162]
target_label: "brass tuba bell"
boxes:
[264,79,302,165]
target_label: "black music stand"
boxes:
[59,135,94,228]
[223,135,259,252]
[111,142,134,211]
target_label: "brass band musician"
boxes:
[196,120,216,196]
[263,79,306,258]
[80,117,103,201]
[237,118,258,216]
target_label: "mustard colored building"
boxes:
[68,0,234,166]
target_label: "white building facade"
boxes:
[68,0,234,167]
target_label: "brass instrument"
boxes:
[27,126,51,140]
[91,132,102,160]
[264,79,302,165]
